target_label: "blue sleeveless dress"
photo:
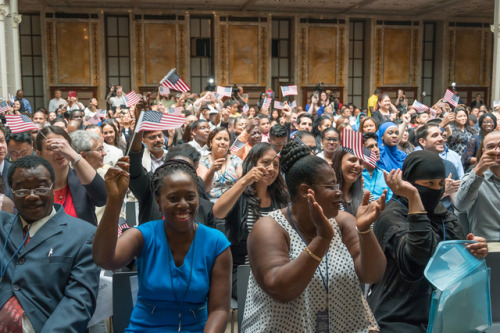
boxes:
[126,221,230,332]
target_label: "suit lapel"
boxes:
[18,208,66,256]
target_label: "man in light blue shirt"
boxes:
[362,132,392,201]
[14,89,32,114]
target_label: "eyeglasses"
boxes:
[147,134,163,140]
[12,184,53,197]
[87,146,105,154]
[324,137,339,143]
[319,184,340,191]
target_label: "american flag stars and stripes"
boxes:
[8,94,14,104]
[160,69,191,93]
[262,97,271,110]
[341,129,365,162]
[363,147,377,168]
[274,101,284,110]
[167,107,183,115]
[444,89,460,107]
[134,111,186,133]
[87,113,101,125]
[5,114,38,133]
[98,109,107,118]
[117,222,130,237]
[159,86,170,96]
[216,86,232,98]
[412,100,429,113]
[0,101,10,113]
[230,139,246,152]
[290,101,297,109]
[125,91,141,108]
[242,104,249,114]
[281,85,298,96]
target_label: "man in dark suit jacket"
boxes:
[0,156,100,332]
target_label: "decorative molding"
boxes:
[411,29,418,86]
[46,21,56,84]
[375,27,382,88]
[299,26,306,85]
[338,26,345,86]
[178,23,186,79]
[12,14,22,28]
[219,24,227,86]
[91,22,99,88]
[0,5,9,21]
[260,25,267,86]
[135,22,143,87]
[447,29,454,85]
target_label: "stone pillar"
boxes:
[491,0,500,104]
[0,2,9,98]
[4,0,22,94]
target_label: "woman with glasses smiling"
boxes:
[317,127,340,165]
[242,141,387,332]
[35,126,107,225]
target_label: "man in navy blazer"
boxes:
[0,156,100,332]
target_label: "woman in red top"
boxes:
[35,126,107,225]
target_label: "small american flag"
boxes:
[341,129,365,161]
[274,101,284,110]
[363,147,377,168]
[160,69,191,93]
[117,222,130,237]
[167,107,183,115]
[5,114,38,133]
[412,100,429,113]
[230,139,246,152]
[281,85,298,96]
[429,108,437,119]
[290,101,297,109]
[87,113,101,125]
[98,109,107,118]
[134,111,185,133]
[493,101,500,108]
[8,94,14,104]
[159,86,170,96]
[217,86,232,98]
[262,97,271,111]
[443,89,460,107]
[0,101,10,113]
[242,104,249,114]
[125,91,141,108]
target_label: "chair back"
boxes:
[237,264,251,332]
[112,271,138,333]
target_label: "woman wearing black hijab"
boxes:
[367,150,488,333]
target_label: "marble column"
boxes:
[5,0,22,94]
[491,0,500,104]
[0,2,9,98]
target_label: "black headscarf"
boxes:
[401,150,445,213]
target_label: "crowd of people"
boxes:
[0,85,497,332]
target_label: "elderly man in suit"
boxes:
[0,155,100,332]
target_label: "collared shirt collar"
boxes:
[20,207,57,238]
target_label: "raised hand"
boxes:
[104,157,130,201]
[243,166,267,186]
[210,157,226,172]
[46,138,79,162]
[384,169,418,199]
[307,189,334,240]
[356,190,387,231]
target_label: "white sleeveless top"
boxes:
[241,209,379,333]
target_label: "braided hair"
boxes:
[241,143,289,218]
[280,141,330,200]
[151,159,198,199]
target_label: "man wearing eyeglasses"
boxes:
[142,130,167,173]
[0,155,100,332]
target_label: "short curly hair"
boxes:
[151,159,198,200]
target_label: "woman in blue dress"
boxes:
[93,157,232,332]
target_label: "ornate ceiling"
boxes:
[18,0,494,20]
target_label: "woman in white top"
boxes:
[242,141,387,333]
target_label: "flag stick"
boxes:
[38,128,48,140]
[126,110,145,156]
[125,131,137,157]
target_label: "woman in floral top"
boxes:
[197,127,243,200]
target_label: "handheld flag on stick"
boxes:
[167,107,183,115]
[8,94,14,104]
[290,101,297,109]
[262,97,271,111]
[242,104,249,114]
[5,114,39,133]
[160,68,191,93]
[125,91,141,108]
[281,85,298,96]
[230,139,246,152]
[216,86,232,98]
[87,113,101,125]
[159,86,170,96]
[274,101,284,110]
[412,100,429,113]
[0,101,10,113]
[363,147,378,168]
[134,110,186,133]
[341,128,366,161]
[443,89,460,107]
